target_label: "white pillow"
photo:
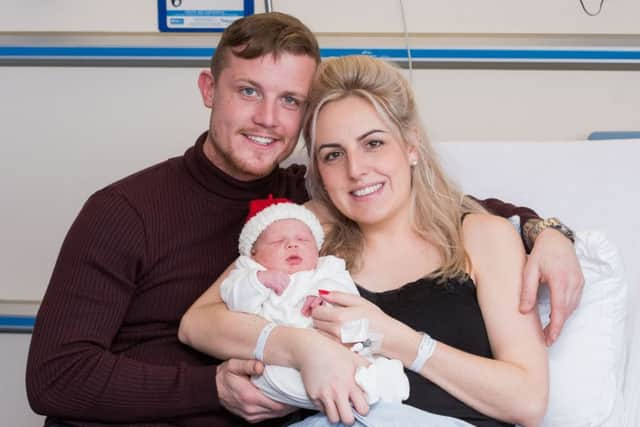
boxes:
[537,231,628,426]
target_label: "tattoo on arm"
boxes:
[522,218,543,252]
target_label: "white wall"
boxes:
[0,1,156,33]
[278,0,640,35]
[3,0,640,34]
[0,334,44,427]
[1,65,638,301]
[0,67,208,301]
[411,68,640,142]
[1,1,639,300]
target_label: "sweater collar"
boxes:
[184,131,281,201]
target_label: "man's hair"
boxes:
[210,12,321,79]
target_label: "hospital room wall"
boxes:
[3,0,640,34]
[1,1,640,302]
[2,0,639,141]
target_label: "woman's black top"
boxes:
[357,275,514,427]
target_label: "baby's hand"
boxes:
[257,270,290,295]
[301,295,325,317]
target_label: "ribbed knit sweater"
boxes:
[26,133,308,427]
[26,132,538,427]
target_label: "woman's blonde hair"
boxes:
[303,55,484,280]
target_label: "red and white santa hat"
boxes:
[238,195,325,256]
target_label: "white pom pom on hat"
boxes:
[238,195,324,256]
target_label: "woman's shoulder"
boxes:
[462,213,523,257]
[462,214,526,293]
[462,212,519,237]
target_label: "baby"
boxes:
[220,196,410,408]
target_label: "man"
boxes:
[26,12,583,427]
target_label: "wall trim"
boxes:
[1,46,640,69]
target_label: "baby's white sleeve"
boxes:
[220,256,271,315]
[314,256,359,295]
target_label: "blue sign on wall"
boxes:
[158,0,254,32]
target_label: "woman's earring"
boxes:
[410,157,418,167]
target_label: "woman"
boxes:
[179,55,548,427]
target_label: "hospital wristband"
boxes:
[409,332,437,373]
[253,322,277,362]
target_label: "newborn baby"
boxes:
[220,196,410,408]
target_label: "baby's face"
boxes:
[252,219,319,274]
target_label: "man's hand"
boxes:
[257,270,290,295]
[520,228,585,346]
[216,359,295,423]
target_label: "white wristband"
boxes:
[409,332,437,373]
[253,322,277,362]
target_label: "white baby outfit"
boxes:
[220,254,410,408]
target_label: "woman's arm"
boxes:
[178,263,274,361]
[179,264,343,368]
[312,214,548,427]
[420,214,548,426]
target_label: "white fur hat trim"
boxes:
[238,203,324,256]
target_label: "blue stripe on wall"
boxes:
[1,46,640,62]
[0,46,213,58]
[0,316,35,331]
[324,48,640,62]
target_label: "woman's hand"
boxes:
[311,291,395,350]
[295,330,370,425]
